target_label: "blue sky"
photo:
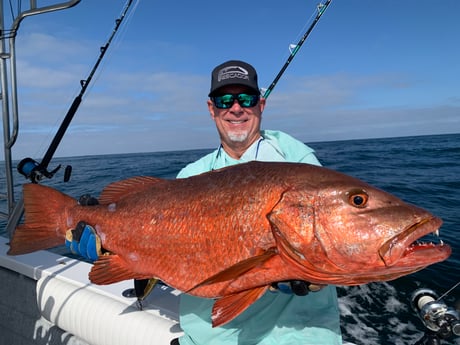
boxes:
[4,0,459,159]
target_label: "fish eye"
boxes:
[348,191,369,208]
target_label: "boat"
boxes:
[0,1,182,344]
[0,1,332,343]
[1,2,457,345]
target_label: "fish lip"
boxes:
[379,216,446,266]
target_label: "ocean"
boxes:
[1,133,459,345]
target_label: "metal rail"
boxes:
[0,1,81,226]
[2,0,135,238]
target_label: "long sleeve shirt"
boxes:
[176,130,342,345]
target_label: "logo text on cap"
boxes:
[217,66,249,82]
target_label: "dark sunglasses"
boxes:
[211,93,260,109]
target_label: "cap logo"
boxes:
[217,66,249,82]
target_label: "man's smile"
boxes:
[228,119,248,124]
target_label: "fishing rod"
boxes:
[6,0,135,238]
[17,0,134,183]
[263,0,332,99]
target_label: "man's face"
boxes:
[208,85,265,158]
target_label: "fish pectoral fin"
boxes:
[89,254,148,285]
[188,248,277,292]
[211,286,269,327]
[99,176,164,204]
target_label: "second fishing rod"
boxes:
[263,0,332,99]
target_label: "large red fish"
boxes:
[8,161,451,327]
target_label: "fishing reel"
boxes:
[17,157,72,183]
[411,288,460,344]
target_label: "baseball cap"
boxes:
[208,60,260,97]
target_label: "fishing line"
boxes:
[16,0,136,184]
[32,0,140,165]
[7,0,15,21]
[83,0,140,96]
[437,280,460,301]
[291,9,318,48]
[12,1,139,163]
[263,0,332,99]
[269,9,317,77]
[37,0,135,172]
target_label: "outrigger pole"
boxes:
[263,0,332,99]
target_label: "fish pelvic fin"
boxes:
[8,184,76,255]
[89,254,151,285]
[212,286,269,327]
[98,176,163,204]
[187,248,277,292]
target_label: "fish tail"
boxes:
[8,184,76,255]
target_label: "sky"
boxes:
[1,0,459,160]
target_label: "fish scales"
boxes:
[72,170,285,292]
[8,161,451,327]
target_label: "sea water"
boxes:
[1,133,459,345]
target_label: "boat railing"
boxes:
[0,0,81,235]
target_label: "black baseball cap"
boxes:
[208,60,260,97]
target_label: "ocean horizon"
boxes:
[1,132,459,344]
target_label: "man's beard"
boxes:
[227,131,249,143]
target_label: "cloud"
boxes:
[262,73,460,143]
[11,66,460,160]
[5,28,459,161]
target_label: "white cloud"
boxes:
[3,13,459,161]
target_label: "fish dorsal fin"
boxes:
[212,286,268,327]
[188,249,277,292]
[99,176,163,204]
[89,254,152,285]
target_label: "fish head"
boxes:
[268,170,451,285]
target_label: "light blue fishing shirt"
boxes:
[175,130,342,345]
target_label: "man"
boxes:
[67,60,342,345]
[173,60,342,345]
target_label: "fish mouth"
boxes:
[379,217,451,267]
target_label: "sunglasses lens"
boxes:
[212,94,259,109]
[237,94,258,107]
[214,94,235,109]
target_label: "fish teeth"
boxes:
[433,229,440,237]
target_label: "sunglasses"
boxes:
[211,93,260,109]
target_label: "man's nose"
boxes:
[229,99,243,112]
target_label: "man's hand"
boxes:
[65,221,102,262]
[64,194,102,262]
[271,280,325,296]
